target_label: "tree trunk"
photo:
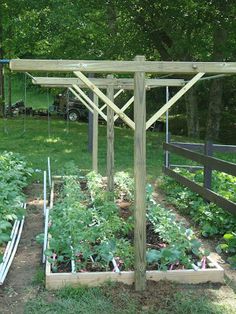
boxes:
[206,79,223,140]
[206,18,227,141]
[185,87,199,138]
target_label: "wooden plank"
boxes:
[172,142,236,153]
[146,73,205,130]
[163,167,236,216]
[134,56,146,291]
[74,71,135,130]
[114,96,134,122]
[33,77,185,88]
[204,141,213,190]
[72,85,107,121]
[106,75,115,192]
[69,88,94,114]
[164,143,236,176]
[92,94,98,172]
[10,59,236,74]
[45,255,224,289]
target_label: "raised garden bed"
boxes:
[45,173,224,289]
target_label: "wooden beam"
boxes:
[72,85,107,121]
[134,56,146,291]
[106,75,115,193]
[69,88,94,114]
[92,93,98,172]
[146,73,204,130]
[114,96,134,122]
[73,71,135,130]
[100,89,124,111]
[33,77,185,88]
[10,59,236,74]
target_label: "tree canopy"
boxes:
[0,0,235,142]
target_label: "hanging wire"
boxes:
[3,68,9,134]
[47,85,51,138]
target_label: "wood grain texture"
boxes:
[134,56,146,291]
[106,75,114,192]
[32,77,185,88]
[10,59,236,74]
[92,94,98,172]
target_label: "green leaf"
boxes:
[36,233,44,244]
[0,221,12,230]
[0,233,11,244]
[223,233,234,240]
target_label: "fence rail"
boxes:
[163,142,236,216]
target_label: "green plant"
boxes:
[160,169,236,237]
[216,232,236,269]
[0,151,32,262]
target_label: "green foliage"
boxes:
[216,232,236,269]
[147,190,205,270]
[0,151,32,261]
[48,174,134,272]
[160,169,236,237]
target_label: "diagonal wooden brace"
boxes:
[74,71,135,130]
[146,72,205,130]
[71,85,107,121]
[114,96,134,122]
[69,88,94,114]
[100,89,124,111]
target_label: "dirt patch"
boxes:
[0,184,44,314]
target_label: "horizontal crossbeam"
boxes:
[10,59,236,74]
[32,77,185,88]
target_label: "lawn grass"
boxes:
[0,117,174,182]
[24,281,235,314]
[0,117,235,183]
[4,74,53,109]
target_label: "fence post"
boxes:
[164,132,171,168]
[204,141,213,190]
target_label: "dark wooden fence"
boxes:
[163,141,236,216]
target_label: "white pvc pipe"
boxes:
[0,220,20,277]
[43,171,47,216]
[0,210,25,285]
[48,157,51,188]
[43,207,49,263]
[112,258,120,273]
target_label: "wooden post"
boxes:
[106,74,114,192]
[92,93,98,172]
[134,55,146,291]
[204,141,213,190]
[88,73,94,153]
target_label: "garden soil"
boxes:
[0,184,44,314]
[0,184,235,313]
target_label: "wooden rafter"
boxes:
[32,77,185,88]
[69,88,94,114]
[74,71,135,130]
[146,73,205,130]
[71,85,107,121]
[10,59,236,74]
[114,96,134,122]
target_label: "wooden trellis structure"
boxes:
[32,75,185,176]
[9,57,236,291]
